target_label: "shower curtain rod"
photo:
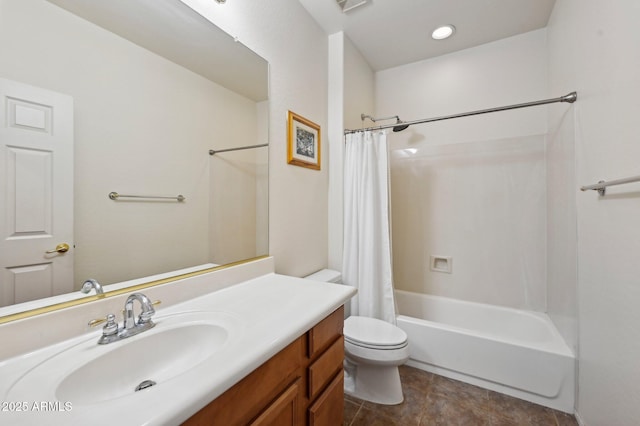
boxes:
[343,92,577,135]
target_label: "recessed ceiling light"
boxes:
[432,25,456,40]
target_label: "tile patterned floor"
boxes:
[344,365,579,426]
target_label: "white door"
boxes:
[0,78,74,307]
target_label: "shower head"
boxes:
[392,118,409,132]
[361,114,409,132]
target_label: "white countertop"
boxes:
[0,273,356,425]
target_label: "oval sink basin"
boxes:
[7,311,241,406]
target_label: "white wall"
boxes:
[344,37,376,132]
[327,33,376,272]
[327,32,345,273]
[377,30,553,310]
[548,0,640,423]
[182,0,330,277]
[0,0,260,288]
[376,30,549,147]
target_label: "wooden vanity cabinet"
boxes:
[300,307,345,426]
[183,306,345,426]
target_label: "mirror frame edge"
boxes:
[0,255,270,325]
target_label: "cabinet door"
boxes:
[183,337,303,426]
[250,380,300,426]
[308,371,344,426]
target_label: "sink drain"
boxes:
[135,379,157,392]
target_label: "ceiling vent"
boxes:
[336,0,369,13]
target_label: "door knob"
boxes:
[46,243,70,254]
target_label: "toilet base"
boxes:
[344,361,404,405]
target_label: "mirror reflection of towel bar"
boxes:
[209,143,268,155]
[108,192,185,202]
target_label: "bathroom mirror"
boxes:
[0,0,269,318]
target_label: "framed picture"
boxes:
[287,110,321,170]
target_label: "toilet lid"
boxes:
[344,316,408,349]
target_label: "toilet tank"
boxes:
[304,269,342,284]
[305,269,350,318]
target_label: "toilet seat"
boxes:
[344,316,408,350]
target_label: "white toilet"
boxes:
[305,269,409,405]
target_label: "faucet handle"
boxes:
[138,304,156,324]
[101,314,119,336]
[89,314,119,337]
[88,314,109,327]
[139,300,161,324]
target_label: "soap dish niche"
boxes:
[430,255,452,273]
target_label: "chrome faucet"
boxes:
[80,278,104,295]
[92,292,157,345]
[123,293,156,333]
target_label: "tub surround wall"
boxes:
[390,135,546,310]
[376,29,550,310]
[545,107,577,352]
[548,0,640,424]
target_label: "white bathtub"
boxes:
[395,290,575,413]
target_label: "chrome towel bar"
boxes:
[209,143,268,155]
[108,192,185,202]
[580,174,640,196]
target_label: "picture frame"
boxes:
[287,110,321,170]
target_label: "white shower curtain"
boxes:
[342,131,396,324]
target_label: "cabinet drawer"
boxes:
[307,306,344,359]
[308,335,344,400]
[308,370,344,426]
[250,380,300,426]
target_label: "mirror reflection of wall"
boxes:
[0,0,268,309]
